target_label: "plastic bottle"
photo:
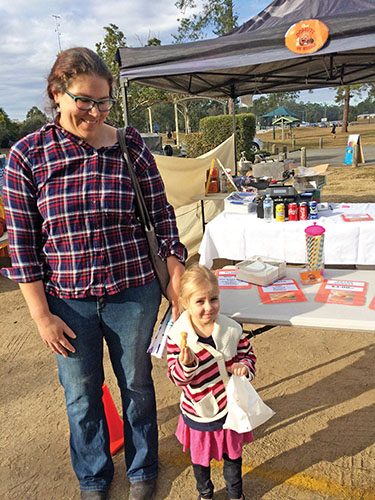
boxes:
[263,194,274,222]
[220,171,227,192]
[238,151,248,175]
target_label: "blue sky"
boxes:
[0,0,338,122]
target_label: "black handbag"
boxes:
[117,128,170,298]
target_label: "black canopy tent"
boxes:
[115,0,375,167]
[116,0,375,104]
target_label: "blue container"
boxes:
[308,201,318,219]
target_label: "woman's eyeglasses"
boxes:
[64,90,116,112]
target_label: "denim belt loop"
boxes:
[97,295,106,315]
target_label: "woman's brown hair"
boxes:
[47,47,114,110]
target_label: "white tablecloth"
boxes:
[198,203,375,268]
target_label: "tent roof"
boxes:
[116,0,375,98]
[262,106,299,118]
[272,116,300,124]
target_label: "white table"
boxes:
[199,203,375,268]
[219,267,375,332]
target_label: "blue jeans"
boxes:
[47,280,161,491]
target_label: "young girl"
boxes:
[167,264,256,500]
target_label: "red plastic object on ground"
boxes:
[102,383,124,455]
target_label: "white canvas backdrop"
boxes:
[154,135,234,255]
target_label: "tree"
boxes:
[0,107,19,147]
[96,26,170,130]
[173,1,239,113]
[96,24,127,127]
[173,0,238,42]
[19,107,48,137]
[26,106,47,122]
[335,84,373,132]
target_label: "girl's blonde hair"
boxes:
[179,264,219,312]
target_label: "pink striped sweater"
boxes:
[167,312,256,423]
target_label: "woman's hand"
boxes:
[19,281,76,358]
[179,346,195,367]
[228,363,248,376]
[166,256,185,322]
[35,313,76,358]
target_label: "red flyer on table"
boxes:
[369,296,375,310]
[257,279,307,304]
[341,213,373,222]
[215,269,252,289]
[315,279,367,306]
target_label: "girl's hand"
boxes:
[35,313,76,358]
[228,363,248,376]
[179,347,195,367]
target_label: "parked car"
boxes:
[249,137,264,152]
[319,122,328,127]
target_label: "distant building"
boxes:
[357,113,375,120]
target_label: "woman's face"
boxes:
[53,74,111,143]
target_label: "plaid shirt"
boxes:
[2,121,187,298]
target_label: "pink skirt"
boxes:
[175,414,254,467]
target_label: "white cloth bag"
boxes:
[223,375,275,433]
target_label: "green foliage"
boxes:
[96,24,127,127]
[184,132,208,157]
[187,99,227,131]
[184,112,256,159]
[173,0,238,42]
[26,106,47,121]
[235,113,256,160]
[147,38,161,46]
[96,25,170,130]
[200,114,233,147]
[19,116,48,137]
[0,107,20,147]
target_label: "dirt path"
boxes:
[1,165,375,500]
[1,276,374,500]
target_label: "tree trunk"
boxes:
[341,87,350,133]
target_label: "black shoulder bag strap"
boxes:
[117,128,170,297]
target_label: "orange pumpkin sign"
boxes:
[285,19,329,54]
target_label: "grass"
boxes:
[258,122,375,150]
[320,166,375,203]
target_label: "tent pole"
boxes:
[148,107,153,133]
[232,96,237,174]
[174,101,180,147]
[121,78,130,127]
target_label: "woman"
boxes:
[2,47,187,500]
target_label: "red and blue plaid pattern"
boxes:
[2,121,186,298]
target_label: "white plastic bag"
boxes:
[223,375,275,433]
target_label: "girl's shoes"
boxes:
[197,494,246,499]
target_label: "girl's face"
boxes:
[52,74,110,144]
[185,284,220,334]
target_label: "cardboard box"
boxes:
[293,164,328,191]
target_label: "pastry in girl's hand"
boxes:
[180,331,188,349]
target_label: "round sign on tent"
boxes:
[285,19,329,54]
